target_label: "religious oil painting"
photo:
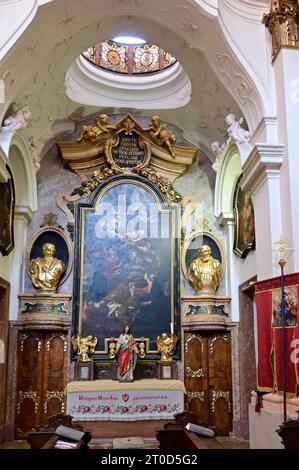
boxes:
[0,167,15,256]
[272,287,298,328]
[233,176,255,259]
[73,175,180,355]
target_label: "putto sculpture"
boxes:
[1,105,32,133]
[225,113,250,144]
[147,116,176,158]
[77,114,117,143]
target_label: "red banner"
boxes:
[255,273,299,396]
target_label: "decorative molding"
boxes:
[263,0,299,61]
[186,366,204,378]
[222,0,269,22]
[250,116,278,144]
[184,333,204,353]
[186,391,205,403]
[71,166,182,203]
[209,334,228,353]
[211,390,231,413]
[46,334,67,352]
[66,55,191,110]
[43,391,65,414]
[241,143,284,197]
[17,391,38,414]
[58,114,197,182]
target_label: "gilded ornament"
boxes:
[71,334,97,362]
[211,391,231,413]
[138,338,146,359]
[43,391,65,414]
[263,1,299,60]
[186,366,204,378]
[157,333,177,362]
[186,391,205,403]
[108,338,117,359]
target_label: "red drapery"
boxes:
[255,273,299,396]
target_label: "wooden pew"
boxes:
[156,411,224,450]
[27,414,91,449]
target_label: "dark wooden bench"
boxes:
[27,414,91,449]
[157,411,224,450]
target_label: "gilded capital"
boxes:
[263,1,299,60]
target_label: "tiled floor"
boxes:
[0,436,249,449]
[216,437,249,449]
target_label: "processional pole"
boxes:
[273,238,292,424]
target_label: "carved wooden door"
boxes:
[184,331,232,435]
[0,279,10,443]
[15,330,68,437]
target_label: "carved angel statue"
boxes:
[71,334,97,362]
[147,116,176,158]
[157,332,177,362]
[211,141,225,161]
[1,105,32,133]
[225,113,250,144]
[77,113,116,143]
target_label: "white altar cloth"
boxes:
[66,379,185,421]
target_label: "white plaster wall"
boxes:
[273,49,299,274]
[219,0,276,118]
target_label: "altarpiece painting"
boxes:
[72,174,180,357]
[233,175,255,259]
[0,166,15,256]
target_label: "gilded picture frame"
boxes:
[72,174,181,359]
[0,166,15,257]
[233,175,255,259]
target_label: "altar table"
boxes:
[66,379,185,421]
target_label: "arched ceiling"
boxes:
[0,0,270,157]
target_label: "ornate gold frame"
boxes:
[181,230,226,287]
[26,226,73,286]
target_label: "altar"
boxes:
[66,379,185,422]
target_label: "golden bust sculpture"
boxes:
[77,114,116,143]
[148,116,176,158]
[188,244,223,294]
[157,333,177,362]
[30,243,65,291]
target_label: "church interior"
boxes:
[0,0,299,450]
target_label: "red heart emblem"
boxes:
[122,393,129,402]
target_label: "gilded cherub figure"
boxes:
[77,114,116,143]
[148,116,176,158]
[71,334,97,362]
[157,332,177,362]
